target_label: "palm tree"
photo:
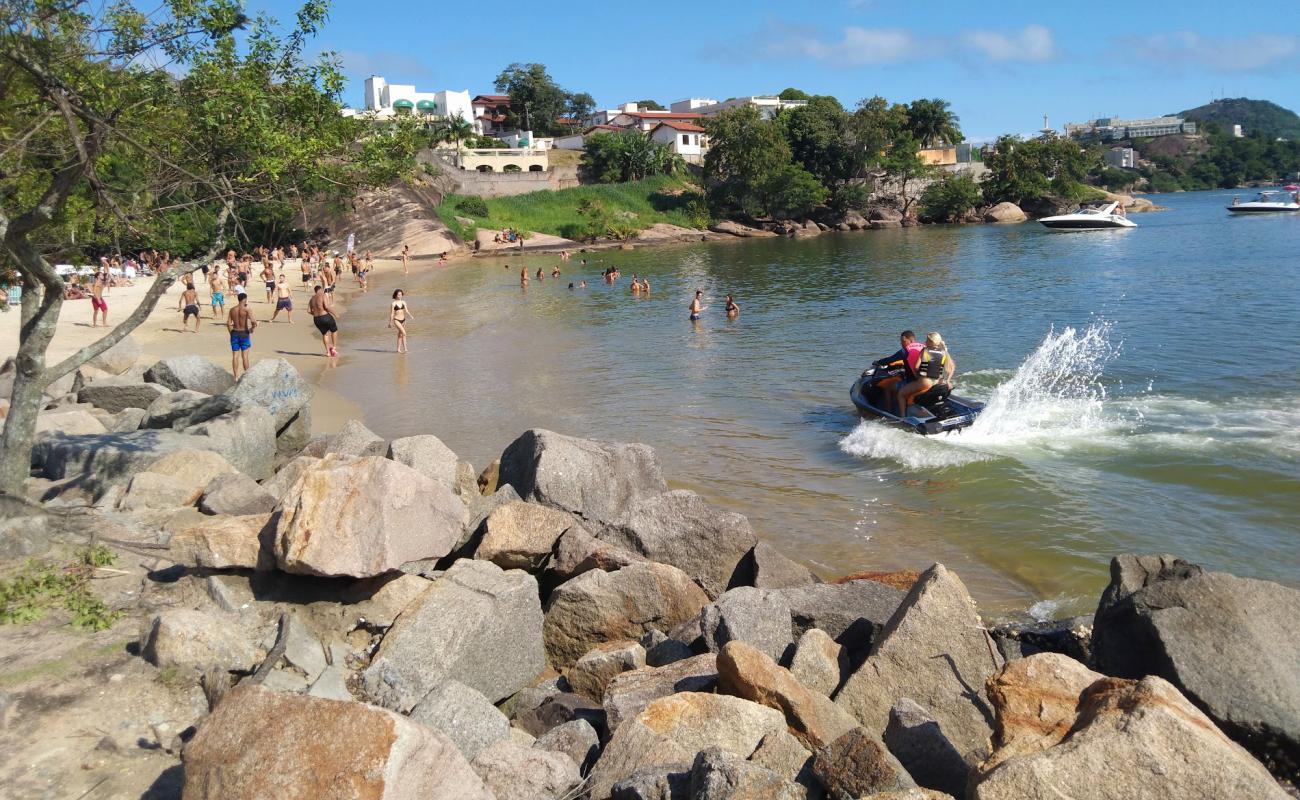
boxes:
[906,99,962,148]
[443,113,473,151]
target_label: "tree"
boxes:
[433,113,474,151]
[778,96,862,189]
[0,0,417,496]
[633,99,665,111]
[563,92,596,127]
[703,105,794,219]
[778,88,812,102]
[878,134,935,216]
[758,164,828,219]
[920,173,982,222]
[494,63,570,136]
[905,98,962,147]
[580,132,681,183]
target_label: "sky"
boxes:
[253,0,1300,142]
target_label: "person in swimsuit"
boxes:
[725,294,740,318]
[631,274,641,294]
[227,291,257,379]
[641,277,651,294]
[536,268,544,281]
[309,285,339,358]
[551,266,561,278]
[261,262,276,303]
[689,289,706,321]
[90,266,108,327]
[178,282,201,332]
[271,274,294,323]
[520,267,529,287]
[389,289,414,354]
[300,255,312,288]
[401,244,410,275]
[437,252,448,266]
[321,262,336,295]
[209,271,226,321]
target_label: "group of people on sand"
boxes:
[870,329,956,417]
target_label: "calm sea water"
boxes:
[323,189,1300,617]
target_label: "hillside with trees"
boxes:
[1176,98,1300,140]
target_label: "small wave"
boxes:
[839,421,991,470]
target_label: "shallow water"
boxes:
[324,189,1300,617]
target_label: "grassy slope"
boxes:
[435,174,704,242]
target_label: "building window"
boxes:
[682,134,689,146]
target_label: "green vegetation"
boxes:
[581,132,684,183]
[634,99,666,111]
[493,63,592,136]
[982,134,1103,204]
[1177,98,1300,141]
[436,175,707,242]
[1,546,123,632]
[1135,125,1300,191]
[921,173,983,222]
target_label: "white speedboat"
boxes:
[1227,191,1300,214]
[1039,202,1136,230]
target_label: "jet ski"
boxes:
[850,365,985,434]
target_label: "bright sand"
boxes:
[0,259,432,432]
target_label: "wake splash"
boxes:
[840,322,1126,469]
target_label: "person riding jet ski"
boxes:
[897,332,954,417]
[870,330,921,408]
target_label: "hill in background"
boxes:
[1175,98,1300,139]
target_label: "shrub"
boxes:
[920,173,982,222]
[456,196,490,217]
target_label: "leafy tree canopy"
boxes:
[581,131,682,183]
[634,99,665,111]
[778,87,812,101]
[493,62,590,136]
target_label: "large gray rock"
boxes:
[145,355,234,395]
[87,336,141,375]
[77,381,168,413]
[499,429,667,528]
[601,490,757,598]
[141,608,257,672]
[811,727,917,798]
[470,739,581,800]
[743,542,819,590]
[409,678,511,760]
[182,684,493,800]
[388,434,459,490]
[567,640,647,702]
[700,587,794,663]
[789,628,847,697]
[199,472,277,516]
[834,564,1003,761]
[185,405,277,480]
[547,525,645,584]
[1091,553,1300,778]
[169,514,273,570]
[325,419,386,457]
[170,394,239,430]
[971,675,1291,800]
[983,201,1027,223]
[281,615,327,682]
[610,765,691,800]
[534,718,600,773]
[688,748,803,800]
[275,407,312,456]
[275,454,468,578]
[476,500,584,571]
[516,692,606,739]
[884,698,969,797]
[772,578,905,655]
[34,408,107,436]
[259,455,318,502]
[604,654,719,733]
[142,389,210,429]
[543,562,710,669]
[364,559,545,709]
[222,357,313,429]
[589,692,794,799]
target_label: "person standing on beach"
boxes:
[226,291,257,380]
[261,261,276,304]
[90,266,108,327]
[300,252,312,291]
[178,282,201,333]
[389,289,413,354]
[309,284,339,359]
[209,269,226,321]
[401,244,410,275]
[689,289,707,321]
[321,259,337,297]
[271,274,294,323]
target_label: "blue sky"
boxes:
[255,0,1299,141]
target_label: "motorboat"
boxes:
[850,365,985,435]
[1226,190,1300,214]
[1039,201,1136,230]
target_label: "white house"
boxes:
[471,95,511,135]
[555,124,626,150]
[668,98,719,113]
[603,110,705,133]
[674,96,807,120]
[358,76,473,122]
[649,121,708,164]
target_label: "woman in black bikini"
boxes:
[388,289,413,354]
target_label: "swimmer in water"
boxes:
[725,294,740,318]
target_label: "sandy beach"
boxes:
[0,259,427,432]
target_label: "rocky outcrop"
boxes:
[543,562,709,669]
[567,640,647,702]
[221,357,313,429]
[364,559,545,709]
[118,448,239,511]
[274,454,468,578]
[499,429,667,529]
[601,490,757,598]
[169,513,274,570]
[470,739,581,800]
[199,472,277,516]
[700,587,794,663]
[408,678,511,760]
[708,220,779,238]
[144,355,234,395]
[534,718,601,773]
[983,202,1027,223]
[476,500,584,571]
[387,434,460,490]
[183,685,493,800]
[141,608,258,672]
[604,654,720,733]
[324,419,386,457]
[1091,554,1300,778]
[834,564,1003,760]
[741,542,819,590]
[971,673,1291,800]
[77,381,168,413]
[183,405,278,479]
[884,698,969,797]
[788,628,847,697]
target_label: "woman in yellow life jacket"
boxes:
[897,332,955,417]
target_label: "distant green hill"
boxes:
[1175,98,1300,139]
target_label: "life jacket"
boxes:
[916,347,948,380]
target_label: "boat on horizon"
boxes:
[1227,190,1300,214]
[1039,201,1137,231]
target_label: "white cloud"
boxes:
[736,23,1056,67]
[1123,32,1299,71]
[961,25,1057,63]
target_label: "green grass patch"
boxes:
[0,546,123,632]
[437,175,708,242]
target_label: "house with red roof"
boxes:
[649,120,709,163]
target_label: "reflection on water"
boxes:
[326,190,1300,616]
